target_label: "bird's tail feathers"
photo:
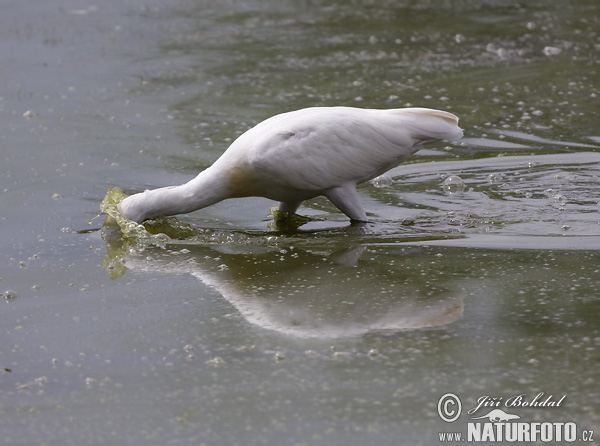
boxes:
[390,107,464,143]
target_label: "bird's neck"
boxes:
[135,167,230,221]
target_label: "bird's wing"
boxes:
[236,107,461,191]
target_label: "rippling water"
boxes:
[1,0,598,445]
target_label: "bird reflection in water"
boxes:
[101,227,463,338]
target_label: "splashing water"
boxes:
[100,188,155,240]
[100,188,282,251]
[100,187,196,243]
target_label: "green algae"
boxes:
[100,187,197,242]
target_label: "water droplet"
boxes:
[442,175,465,194]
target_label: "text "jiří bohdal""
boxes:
[468,392,566,415]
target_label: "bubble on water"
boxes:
[488,173,503,183]
[3,290,18,301]
[486,43,507,59]
[543,46,562,56]
[367,348,380,358]
[371,174,393,188]
[454,33,465,43]
[553,194,567,205]
[442,175,465,194]
[205,357,225,367]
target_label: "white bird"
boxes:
[118,106,463,224]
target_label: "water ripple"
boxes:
[377,152,600,240]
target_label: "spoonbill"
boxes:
[118,106,462,223]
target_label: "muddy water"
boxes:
[1,1,598,444]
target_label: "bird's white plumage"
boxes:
[118,106,463,223]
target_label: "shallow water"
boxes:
[1,0,599,445]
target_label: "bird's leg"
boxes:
[278,201,303,214]
[325,184,368,222]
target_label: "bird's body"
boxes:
[118,106,463,223]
